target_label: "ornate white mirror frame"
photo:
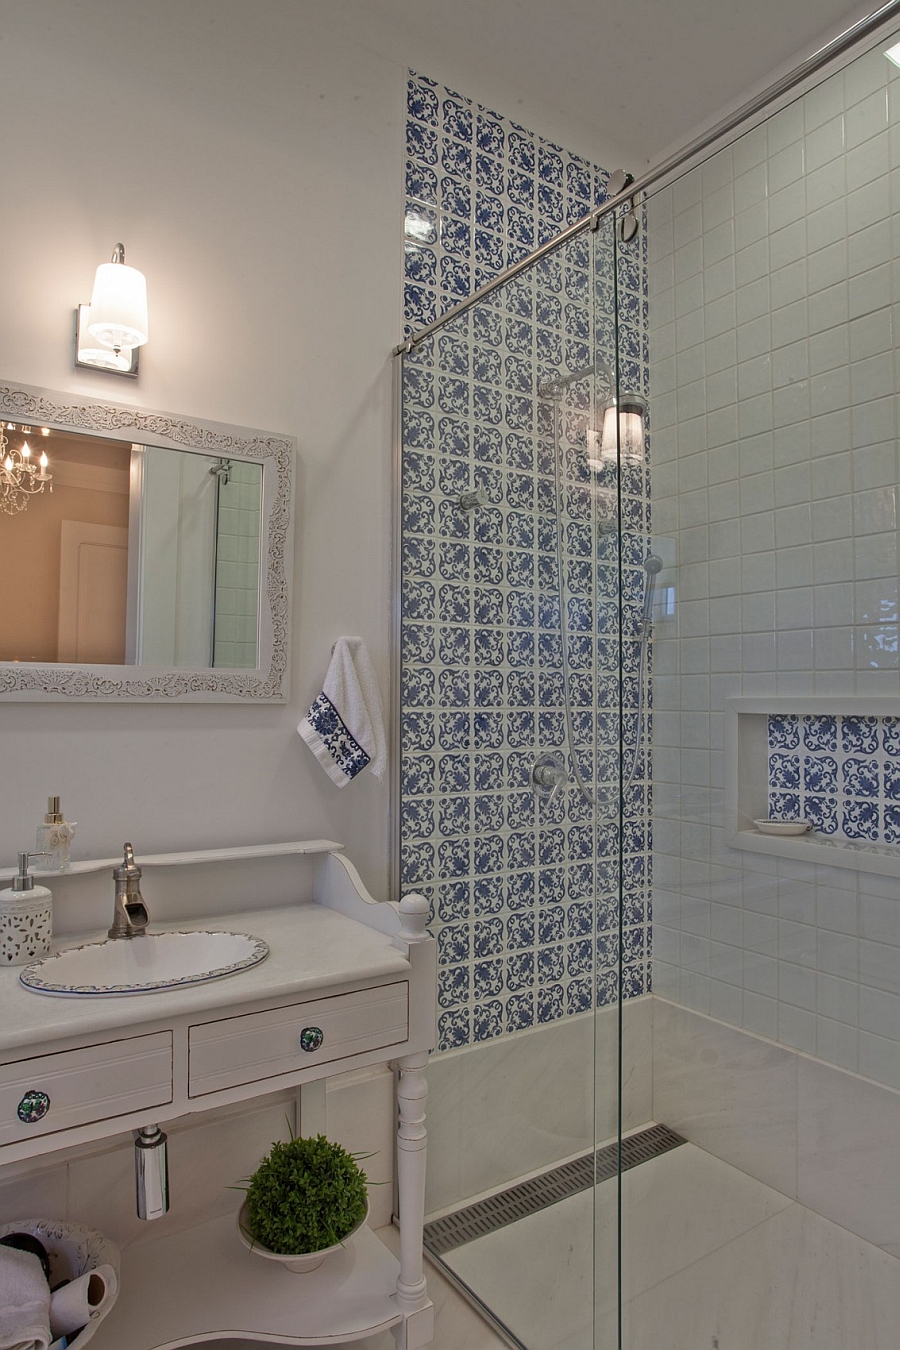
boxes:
[0,381,294,702]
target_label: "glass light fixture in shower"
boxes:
[587,392,647,466]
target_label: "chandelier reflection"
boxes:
[1,423,52,515]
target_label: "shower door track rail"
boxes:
[392,0,900,357]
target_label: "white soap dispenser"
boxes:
[35,796,76,871]
[0,853,53,966]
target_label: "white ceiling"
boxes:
[335,0,874,164]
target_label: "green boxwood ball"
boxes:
[245,1133,369,1255]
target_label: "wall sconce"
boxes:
[1,423,51,515]
[586,393,647,469]
[75,243,149,378]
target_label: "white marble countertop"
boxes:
[0,904,412,1056]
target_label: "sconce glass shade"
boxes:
[596,394,646,465]
[88,256,149,352]
[76,305,133,373]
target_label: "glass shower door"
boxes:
[593,212,654,1350]
[398,212,628,1349]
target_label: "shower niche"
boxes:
[726,696,900,879]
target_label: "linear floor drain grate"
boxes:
[424,1123,685,1257]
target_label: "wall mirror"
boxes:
[0,382,294,701]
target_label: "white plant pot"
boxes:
[236,1199,368,1273]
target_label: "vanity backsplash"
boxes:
[768,714,900,844]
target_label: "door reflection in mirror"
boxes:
[0,427,261,668]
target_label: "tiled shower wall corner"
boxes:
[768,713,900,841]
[213,460,261,669]
[649,41,900,1090]
[401,72,651,1051]
[404,74,612,333]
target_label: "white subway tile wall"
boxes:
[648,41,900,1088]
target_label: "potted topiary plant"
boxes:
[236,1131,370,1273]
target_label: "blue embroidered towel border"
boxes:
[298,637,386,787]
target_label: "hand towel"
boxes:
[0,1246,51,1350]
[298,637,386,787]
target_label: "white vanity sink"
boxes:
[19,930,269,997]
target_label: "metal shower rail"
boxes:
[392,0,900,357]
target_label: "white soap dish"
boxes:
[753,818,811,836]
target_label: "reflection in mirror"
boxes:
[0,428,261,669]
[0,381,293,702]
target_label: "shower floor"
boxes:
[432,1138,900,1350]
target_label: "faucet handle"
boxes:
[114,843,142,880]
[109,843,149,939]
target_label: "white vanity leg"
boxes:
[394,1051,429,1311]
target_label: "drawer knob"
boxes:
[299,1026,324,1053]
[17,1089,50,1124]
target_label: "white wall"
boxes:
[0,0,401,897]
[0,0,634,905]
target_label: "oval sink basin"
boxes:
[20,930,269,997]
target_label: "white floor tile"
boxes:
[437,1140,900,1350]
[443,1142,793,1348]
[624,1203,900,1350]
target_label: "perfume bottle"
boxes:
[35,797,77,872]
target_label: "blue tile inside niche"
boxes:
[767,713,900,846]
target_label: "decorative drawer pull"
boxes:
[299,1026,324,1053]
[17,1089,50,1124]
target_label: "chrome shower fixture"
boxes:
[457,487,487,512]
[537,362,611,400]
[531,750,568,802]
[608,168,639,242]
[209,457,233,485]
[640,554,664,632]
[607,169,633,197]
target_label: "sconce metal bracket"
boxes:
[73,306,140,378]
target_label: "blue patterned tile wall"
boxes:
[402,72,652,1051]
[768,714,900,843]
[404,73,614,334]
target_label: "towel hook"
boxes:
[331,636,363,656]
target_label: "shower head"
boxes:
[639,553,663,637]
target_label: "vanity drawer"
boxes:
[188,981,409,1096]
[0,1032,173,1149]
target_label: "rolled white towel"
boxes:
[298,637,386,787]
[0,1246,51,1350]
[49,1263,118,1340]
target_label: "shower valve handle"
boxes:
[532,754,568,802]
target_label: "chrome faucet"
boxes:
[108,843,149,939]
